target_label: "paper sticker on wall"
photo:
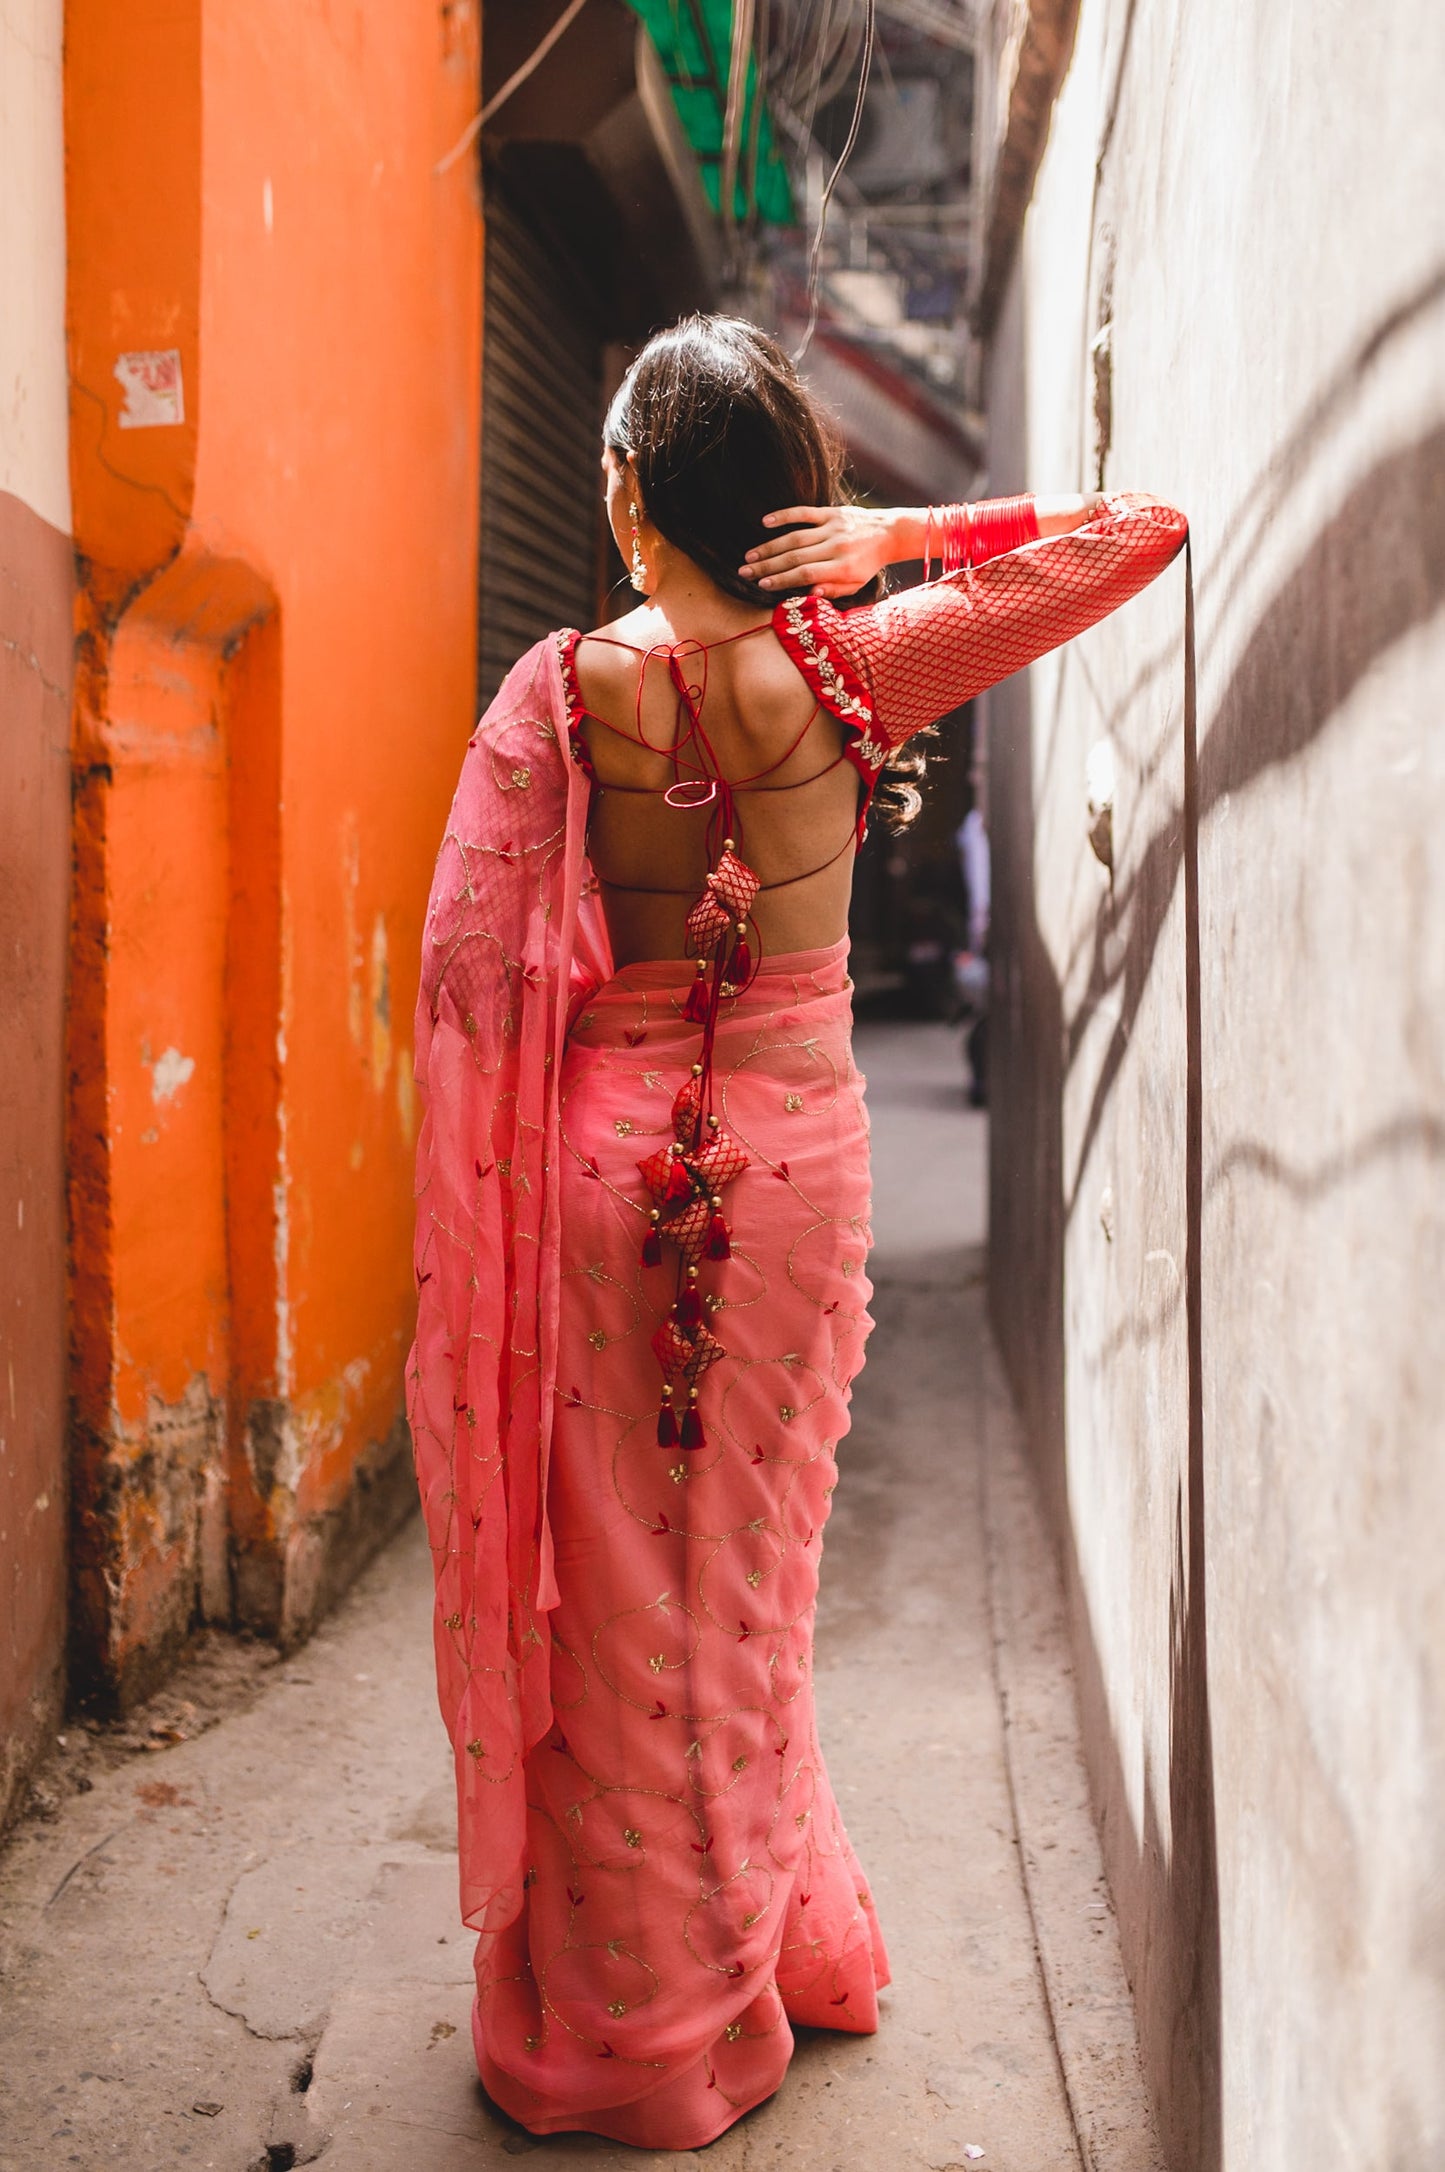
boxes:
[114,349,185,428]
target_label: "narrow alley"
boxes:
[0,1028,1159,2172]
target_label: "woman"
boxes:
[409,314,1185,2149]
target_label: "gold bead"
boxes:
[710,1195,722,1209]
[723,837,735,852]
[736,920,747,935]
[691,1062,703,1077]
[670,1141,682,1156]
[687,1263,698,1279]
[650,1207,660,1222]
[708,1114,720,1129]
[660,1383,672,1400]
[695,959,706,975]
[688,1386,699,1401]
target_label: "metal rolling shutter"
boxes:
[478,184,604,706]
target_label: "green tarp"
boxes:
[624,0,795,224]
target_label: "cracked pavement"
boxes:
[0,1025,1161,2171]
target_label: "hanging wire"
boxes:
[435,0,591,175]
[792,0,877,362]
[798,0,839,143]
[719,0,756,233]
[744,0,771,232]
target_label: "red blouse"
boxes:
[561,492,1188,826]
[771,491,1188,796]
[552,490,1187,1454]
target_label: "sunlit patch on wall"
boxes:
[369,912,392,1090]
[396,1048,416,1144]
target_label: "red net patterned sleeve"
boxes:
[826,492,1188,748]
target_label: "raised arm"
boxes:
[744,492,1188,747]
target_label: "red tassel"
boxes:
[657,1403,679,1448]
[684,974,711,1024]
[665,1158,693,1202]
[728,937,751,985]
[641,1228,663,1268]
[680,1407,705,1450]
[704,1212,731,1261]
[675,1287,703,1330]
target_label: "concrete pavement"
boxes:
[0,1024,1162,2172]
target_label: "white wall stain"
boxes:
[146,1044,196,1104]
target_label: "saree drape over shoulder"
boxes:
[409,495,1187,2147]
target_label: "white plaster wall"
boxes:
[986,3,1445,2166]
[1,0,70,529]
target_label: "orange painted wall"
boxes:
[66,0,482,1698]
[194,0,483,1547]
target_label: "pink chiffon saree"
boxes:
[408,496,1187,2146]
[408,643,884,2148]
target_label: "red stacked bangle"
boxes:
[968,493,1039,560]
[926,494,1040,574]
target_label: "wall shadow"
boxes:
[1064,420,1445,1230]
[988,641,1222,2172]
[991,279,1445,2168]
[985,285,1226,2170]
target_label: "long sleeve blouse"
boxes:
[774,493,1188,773]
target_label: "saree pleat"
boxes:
[475,943,888,2145]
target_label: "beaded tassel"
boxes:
[636,838,759,1452]
[704,1212,731,1262]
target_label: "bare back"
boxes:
[571,601,864,968]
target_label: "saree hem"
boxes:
[476,2002,792,2149]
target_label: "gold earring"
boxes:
[629,500,648,588]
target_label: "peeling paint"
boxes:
[145,1043,196,1104]
[114,347,184,428]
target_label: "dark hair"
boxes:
[603,314,846,606]
[605,313,928,826]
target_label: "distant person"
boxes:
[409,313,1186,2147]
[957,802,990,956]
[955,802,991,1105]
